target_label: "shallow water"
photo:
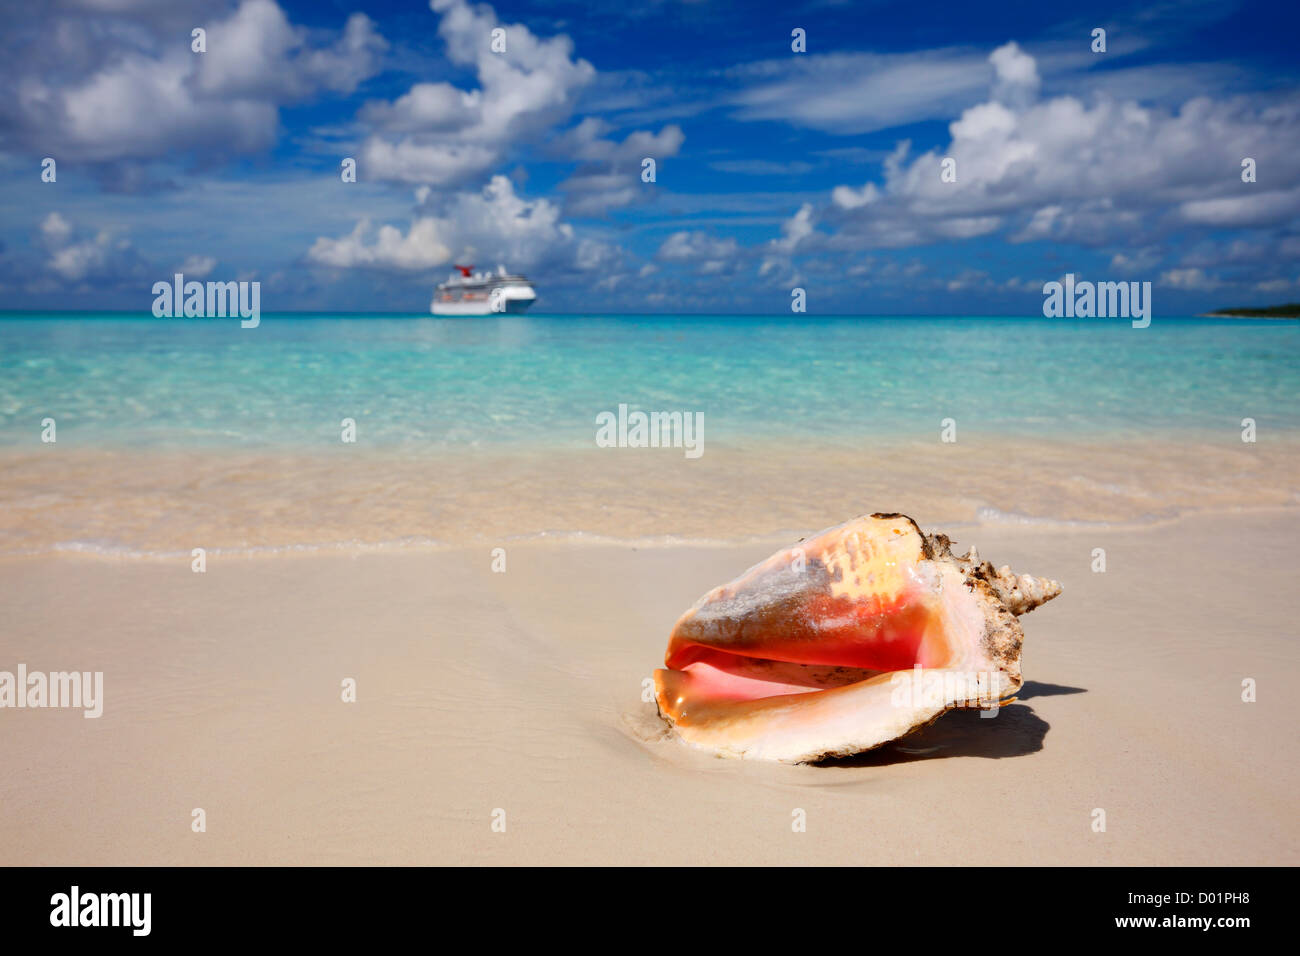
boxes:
[2,313,1297,554]
[3,313,1298,447]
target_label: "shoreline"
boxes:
[2,435,1296,556]
[2,500,1298,562]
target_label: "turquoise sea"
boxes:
[2,312,1299,449]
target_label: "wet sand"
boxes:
[1,435,1297,555]
[1,510,1295,865]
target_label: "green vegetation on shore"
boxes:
[1206,303,1300,318]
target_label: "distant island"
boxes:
[1204,303,1300,318]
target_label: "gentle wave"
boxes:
[24,529,828,560]
[10,501,1296,561]
[972,505,1172,528]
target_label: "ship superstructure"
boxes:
[431,265,537,316]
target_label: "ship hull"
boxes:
[430,297,535,316]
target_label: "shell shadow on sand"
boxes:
[813,681,1086,768]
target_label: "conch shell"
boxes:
[652,513,1061,763]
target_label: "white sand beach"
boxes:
[1,509,1295,865]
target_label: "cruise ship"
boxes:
[431,265,537,316]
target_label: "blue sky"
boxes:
[1,0,1298,313]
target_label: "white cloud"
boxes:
[195,2,385,100]
[658,230,739,263]
[831,182,878,210]
[728,49,997,135]
[554,118,684,215]
[6,0,385,164]
[1179,188,1300,227]
[353,0,685,219]
[724,37,1230,137]
[989,41,1040,107]
[1160,268,1221,290]
[552,117,679,164]
[307,175,614,276]
[759,202,818,283]
[773,203,815,252]
[358,0,595,186]
[308,217,452,271]
[40,212,73,246]
[177,255,218,278]
[774,43,1300,256]
[39,212,144,283]
[359,83,482,135]
[357,139,501,189]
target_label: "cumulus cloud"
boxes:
[831,182,879,210]
[195,2,385,100]
[359,83,482,135]
[308,217,452,271]
[773,203,816,253]
[357,0,595,186]
[353,0,683,206]
[773,42,1300,266]
[757,202,819,285]
[0,0,384,165]
[307,175,617,276]
[989,41,1039,107]
[39,212,147,283]
[656,231,741,274]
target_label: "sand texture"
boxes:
[1,511,1295,865]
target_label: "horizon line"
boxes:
[0,308,1270,319]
